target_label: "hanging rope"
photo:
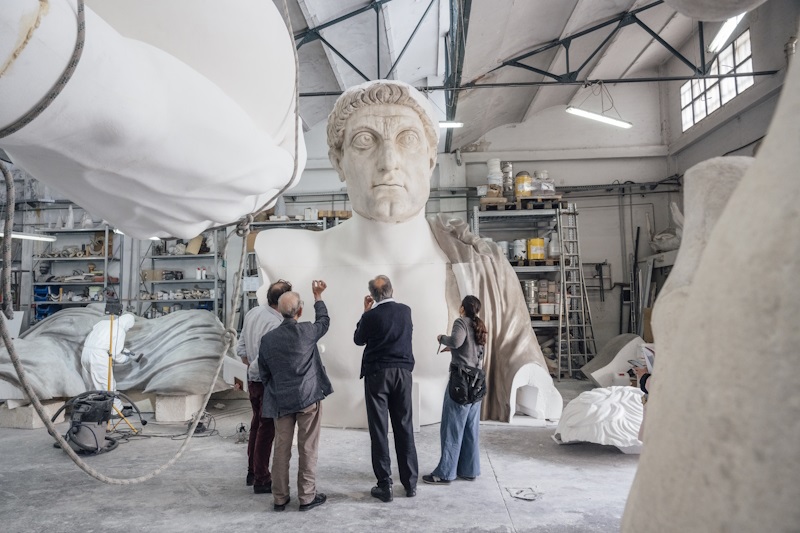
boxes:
[0,0,302,485]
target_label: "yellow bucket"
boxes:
[527,238,545,259]
[515,172,532,197]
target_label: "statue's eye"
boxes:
[351,131,376,149]
[397,130,420,148]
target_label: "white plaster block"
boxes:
[155,394,205,423]
[222,356,248,392]
[0,400,64,429]
[0,380,26,400]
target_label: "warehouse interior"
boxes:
[0,0,798,531]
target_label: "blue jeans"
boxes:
[431,389,481,480]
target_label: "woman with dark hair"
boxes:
[423,295,487,485]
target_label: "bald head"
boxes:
[368,275,393,302]
[277,291,303,318]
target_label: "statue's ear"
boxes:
[330,151,345,182]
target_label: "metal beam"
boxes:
[295,0,393,47]
[508,61,560,81]
[315,32,371,82]
[385,0,437,79]
[633,15,698,73]
[445,0,472,153]
[298,70,779,97]
[698,22,706,75]
[376,2,381,78]
[495,0,663,69]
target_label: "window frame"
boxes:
[680,29,753,132]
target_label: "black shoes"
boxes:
[274,496,291,512]
[370,485,393,502]
[246,473,254,486]
[422,474,451,485]
[457,475,476,481]
[299,493,327,512]
[405,487,416,497]
[254,482,272,494]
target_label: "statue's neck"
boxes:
[347,210,438,261]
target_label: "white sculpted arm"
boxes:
[0,1,304,239]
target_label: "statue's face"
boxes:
[335,104,435,223]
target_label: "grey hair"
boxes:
[277,291,303,318]
[326,82,438,168]
[368,275,393,302]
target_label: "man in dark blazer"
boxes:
[260,280,332,512]
[354,275,418,502]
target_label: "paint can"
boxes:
[527,238,545,260]
[521,281,539,314]
[496,241,510,259]
[512,239,527,260]
[501,162,514,201]
[515,171,533,197]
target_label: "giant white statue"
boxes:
[622,39,800,532]
[0,0,304,239]
[255,80,562,427]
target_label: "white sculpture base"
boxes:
[510,363,563,422]
[155,394,205,423]
[554,386,644,453]
[0,400,65,429]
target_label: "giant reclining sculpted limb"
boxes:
[0,0,305,239]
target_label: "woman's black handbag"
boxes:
[448,363,486,405]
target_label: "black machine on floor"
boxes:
[50,390,146,455]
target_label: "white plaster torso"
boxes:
[254,211,451,428]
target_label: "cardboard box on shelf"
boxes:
[141,269,164,282]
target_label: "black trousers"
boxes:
[364,367,418,490]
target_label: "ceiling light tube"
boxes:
[0,231,57,242]
[439,121,464,128]
[708,13,745,53]
[565,106,633,129]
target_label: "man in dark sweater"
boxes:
[260,280,332,512]
[354,275,418,502]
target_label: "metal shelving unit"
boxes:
[472,203,596,378]
[136,232,225,321]
[30,225,122,323]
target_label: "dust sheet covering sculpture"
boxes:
[254,81,562,428]
[0,305,229,400]
[0,0,304,239]
[622,42,800,532]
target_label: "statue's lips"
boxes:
[372,184,405,190]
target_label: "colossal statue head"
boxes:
[326,80,439,223]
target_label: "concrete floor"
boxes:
[0,380,638,532]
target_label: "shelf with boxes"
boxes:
[136,233,225,321]
[29,225,121,323]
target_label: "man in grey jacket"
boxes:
[259,280,332,512]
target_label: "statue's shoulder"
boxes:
[428,214,496,261]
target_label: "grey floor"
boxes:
[0,380,638,533]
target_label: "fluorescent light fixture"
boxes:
[708,13,745,53]
[565,106,633,129]
[438,121,464,128]
[149,237,161,241]
[0,231,57,242]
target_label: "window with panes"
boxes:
[681,29,754,132]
